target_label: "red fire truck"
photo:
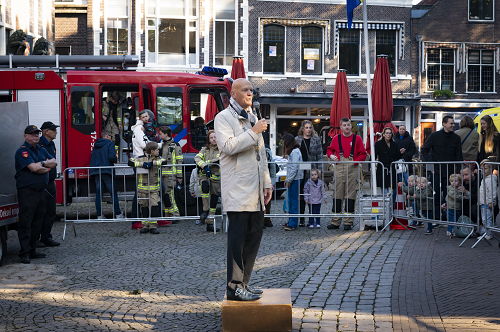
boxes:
[0,55,232,204]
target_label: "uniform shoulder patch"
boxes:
[22,151,29,158]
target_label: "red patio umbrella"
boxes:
[329,69,351,138]
[205,95,218,123]
[230,56,246,80]
[366,55,398,153]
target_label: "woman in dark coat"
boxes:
[374,127,402,192]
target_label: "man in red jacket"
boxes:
[327,118,367,230]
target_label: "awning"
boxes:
[259,18,331,54]
[334,22,405,59]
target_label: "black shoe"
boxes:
[207,224,220,232]
[226,288,262,301]
[20,256,30,264]
[245,285,263,294]
[299,222,306,227]
[42,238,60,247]
[29,252,47,259]
[264,221,273,227]
[171,220,179,224]
[150,228,160,234]
[140,228,150,234]
[327,224,340,229]
[344,225,352,230]
[200,211,209,224]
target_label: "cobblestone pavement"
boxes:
[0,199,499,331]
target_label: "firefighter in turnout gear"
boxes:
[194,130,221,232]
[128,142,167,234]
[159,126,183,224]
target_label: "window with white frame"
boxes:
[106,0,129,55]
[376,30,396,76]
[146,0,198,66]
[263,25,285,74]
[468,49,494,92]
[426,49,455,91]
[301,26,322,75]
[338,28,359,75]
[469,0,493,21]
[214,0,236,66]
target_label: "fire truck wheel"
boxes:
[0,226,7,267]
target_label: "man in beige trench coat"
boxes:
[214,78,273,301]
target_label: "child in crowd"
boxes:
[479,160,497,240]
[400,175,419,225]
[303,168,328,228]
[189,167,203,225]
[128,141,167,234]
[282,133,304,231]
[141,110,162,143]
[445,174,464,237]
[414,177,434,234]
[194,130,221,232]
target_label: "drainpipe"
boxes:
[416,35,423,98]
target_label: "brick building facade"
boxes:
[0,0,55,55]
[411,0,500,146]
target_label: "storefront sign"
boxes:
[304,48,319,60]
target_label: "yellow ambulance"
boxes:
[474,107,500,132]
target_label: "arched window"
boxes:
[263,25,285,74]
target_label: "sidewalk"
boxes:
[0,216,498,331]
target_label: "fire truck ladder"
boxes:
[0,55,139,70]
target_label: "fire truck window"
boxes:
[157,92,182,125]
[71,90,95,125]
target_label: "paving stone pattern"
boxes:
[0,203,499,331]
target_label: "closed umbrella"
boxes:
[230,56,246,80]
[205,95,218,123]
[329,69,351,138]
[366,55,398,153]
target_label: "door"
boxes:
[139,83,152,112]
[420,122,436,146]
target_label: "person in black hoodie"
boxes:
[421,115,463,219]
[393,125,416,185]
[90,130,123,219]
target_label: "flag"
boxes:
[347,0,362,30]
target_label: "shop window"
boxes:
[214,0,236,66]
[106,0,129,55]
[469,0,493,21]
[468,50,494,92]
[301,26,322,75]
[376,30,396,76]
[146,0,198,66]
[263,25,285,74]
[392,107,405,121]
[157,88,183,125]
[427,49,455,91]
[338,28,359,75]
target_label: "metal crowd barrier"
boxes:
[62,163,225,239]
[473,161,500,248]
[389,160,485,247]
[266,160,390,231]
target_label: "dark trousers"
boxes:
[227,211,264,291]
[309,203,321,225]
[40,181,56,242]
[17,187,46,257]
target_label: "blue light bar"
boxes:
[199,66,228,77]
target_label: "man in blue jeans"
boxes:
[89,130,123,219]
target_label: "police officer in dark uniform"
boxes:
[38,121,60,247]
[15,125,57,264]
